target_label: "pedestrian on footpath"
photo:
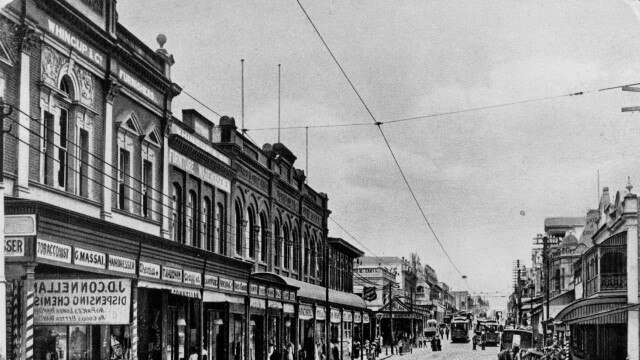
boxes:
[480,331,486,350]
[445,326,449,340]
[472,333,478,350]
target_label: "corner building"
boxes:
[1,2,369,360]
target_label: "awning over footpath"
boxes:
[375,298,428,319]
[279,276,367,309]
[554,296,638,325]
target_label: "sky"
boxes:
[119,0,640,310]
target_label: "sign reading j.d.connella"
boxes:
[33,279,131,325]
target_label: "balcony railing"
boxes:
[600,273,626,291]
[585,273,626,297]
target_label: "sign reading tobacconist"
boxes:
[33,279,131,325]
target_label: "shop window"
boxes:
[203,197,212,251]
[235,201,243,256]
[267,315,280,357]
[231,314,245,360]
[260,213,268,262]
[292,230,300,273]
[205,310,224,360]
[215,202,225,254]
[142,160,153,218]
[34,325,131,360]
[76,128,90,198]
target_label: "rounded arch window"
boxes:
[59,75,75,98]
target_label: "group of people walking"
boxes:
[472,331,487,350]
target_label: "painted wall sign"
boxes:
[170,149,231,193]
[33,279,131,325]
[316,307,326,321]
[219,277,233,291]
[37,239,71,263]
[234,281,248,294]
[354,312,362,323]
[250,284,258,295]
[183,270,202,286]
[172,126,230,165]
[118,69,160,105]
[162,266,183,283]
[5,214,36,236]
[5,237,25,257]
[139,261,160,279]
[74,247,106,269]
[299,304,314,320]
[204,275,219,289]
[107,255,136,275]
[45,18,105,69]
[363,313,370,324]
[330,308,341,323]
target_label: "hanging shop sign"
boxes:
[74,247,106,269]
[331,308,342,323]
[234,281,248,294]
[171,287,201,299]
[219,277,233,291]
[5,237,25,257]
[139,261,161,279]
[354,312,362,323]
[33,279,131,325]
[37,239,72,263]
[162,266,183,283]
[204,275,219,289]
[343,311,353,322]
[44,17,106,69]
[5,214,36,236]
[284,303,295,314]
[363,313,370,324]
[107,255,136,275]
[316,306,326,321]
[183,270,202,286]
[170,149,231,193]
[299,304,314,320]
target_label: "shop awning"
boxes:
[203,290,244,304]
[554,296,633,325]
[279,276,367,309]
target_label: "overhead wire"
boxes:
[295,0,475,294]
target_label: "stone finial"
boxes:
[157,34,167,48]
[627,176,633,194]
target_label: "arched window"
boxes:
[235,201,243,256]
[554,269,560,291]
[248,207,256,259]
[311,237,317,278]
[283,224,290,269]
[60,75,74,98]
[215,202,225,254]
[304,234,310,277]
[274,220,281,268]
[203,197,212,251]
[260,213,268,263]
[292,229,300,273]
[171,183,183,243]
[186,190,197,247]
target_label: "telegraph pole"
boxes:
[533,234,558,347]
[388,281,393,354]
[0,97,13,360]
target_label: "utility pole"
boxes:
[533,234,558,347]
[0,97,12,360]
[517,260,522,326]
[389,281,393,354]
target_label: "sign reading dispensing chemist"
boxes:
[33,279,131,325]
[170,149,231,193]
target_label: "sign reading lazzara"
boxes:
[33,279,131,325]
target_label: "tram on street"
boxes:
[424,319,439,340]
[450,316,471,342]
[476,319,501,345]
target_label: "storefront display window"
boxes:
[205,310,224,360]
[300,321,314,360]
[230,314,245,360]
[249,315,263,360]
[34,325,132,360]
[315,323,326,360]
[268,314,280,356]
[329,324,340,360]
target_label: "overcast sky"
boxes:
[120,0,640,310]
